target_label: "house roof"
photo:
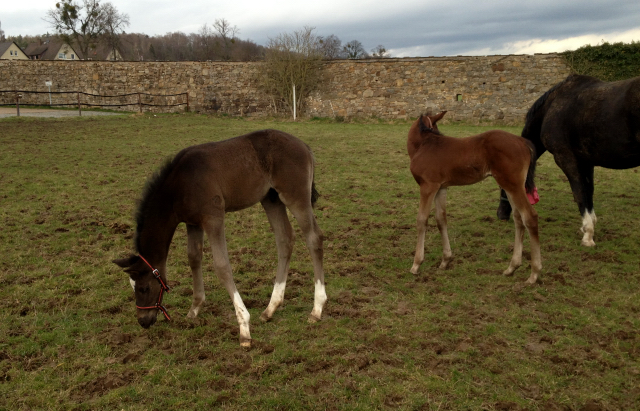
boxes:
[0,41,26,56]
[84,44,123,60]
[24,40,79,60]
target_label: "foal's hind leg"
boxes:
[260,197,295,322]
[503,200,525,277]
[411,183,439,274]
[186,224,206,318]
[286,202,326,323]
[434,188,453,269]
[505,191,542,284]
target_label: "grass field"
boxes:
[0,113,639,410]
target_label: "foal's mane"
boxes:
[134,152,185,251]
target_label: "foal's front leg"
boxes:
[411,184,438,274]
[186,224,206,318]
[434,188,453,269]
[204,216,252,348]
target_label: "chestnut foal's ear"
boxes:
[112,255,140,269]
[431,111,448,124]
[425,116,433,129]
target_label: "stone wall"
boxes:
[0,54,571,122]
[0,60,270,115]
[307,54,571,123]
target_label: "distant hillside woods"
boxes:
[8,31,266,62]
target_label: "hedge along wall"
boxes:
[0,53,570,122]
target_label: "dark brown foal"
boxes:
[113,129,326,347]
[408,112,541,284]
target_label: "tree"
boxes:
[196,23,216,61]
[44,0,107,58]
[371,44,389,58]
[318,34,343,59]
[260,26,324,116]
[0,21,5,42]
[213,18,239,61]
[101,2,129,60]
[343,40,368,59]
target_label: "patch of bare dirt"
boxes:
[74,370,138,399]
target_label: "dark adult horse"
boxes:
[113,130,326,348]
[497,74,640,246]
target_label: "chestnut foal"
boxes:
[113,129,326,347]
[408,112,541,284]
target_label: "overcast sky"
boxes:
[3,0,640,57]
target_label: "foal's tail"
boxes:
[311,181,320,207]
[525,141,537,194]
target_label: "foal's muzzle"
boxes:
[138,313,157,329]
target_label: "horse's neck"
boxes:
[136,210,179,266]
[407,130,438,159]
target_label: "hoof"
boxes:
[410,264,420,274]
[525,277,538,285]
[581,239,596,247]
[439,260,450,270]
[187,310,198,319]
[259,312,272,322]
[240,338,252,349]
[308,314,321,324]
[503,268,515,277]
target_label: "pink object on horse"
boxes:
[527,186,539,205]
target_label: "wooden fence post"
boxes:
[186,92,189,112]
[78,92,82,116]
[15,92,20,117]
[138,93,142,113]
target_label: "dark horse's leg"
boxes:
[554,154,597,246]
[497,189,512,221]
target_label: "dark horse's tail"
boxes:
[521,77,569,157]
[497,77,567,220]
[524,141,537,194]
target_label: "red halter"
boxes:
[136,255,171,321]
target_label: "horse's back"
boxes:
[410,130,529,187]
[541,75,640,165]
[169,129,315,215]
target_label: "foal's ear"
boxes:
[112,254,140,269]
[431,111,447,124]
